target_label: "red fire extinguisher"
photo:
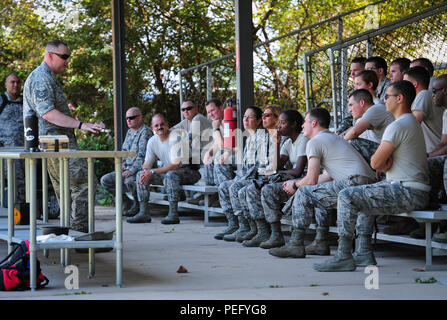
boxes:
[223,98,237,149]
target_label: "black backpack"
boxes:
[0,93,22,115]
[0,240,49,291]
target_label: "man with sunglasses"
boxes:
[172,100,214,205]
[23,39,105,233]
[100,107,152,217]
[173,99,212,180]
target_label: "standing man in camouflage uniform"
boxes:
[100,107,152,216]
[314,80,431,272]
[0,73,25,204]
[128,113,201,224]
[269,108,376,261]
[23,39,105,233]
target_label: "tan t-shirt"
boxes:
[382,113,429,185]
[306,130,375,181]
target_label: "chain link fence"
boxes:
[178,0,447,121]
[304,1,447,128]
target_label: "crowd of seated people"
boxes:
[101,56,447,272]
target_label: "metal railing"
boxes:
[302,1,447,129]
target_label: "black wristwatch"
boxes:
[292,181,298,191]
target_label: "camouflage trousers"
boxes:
[337,180,430,239]
[260,182,292,223]
[47,156,95,228]
[246,174,295,221]
[348,138,379,165]
[427,155,447,206]
[444,157,447,196]
[136,167,201,202]
[211,163,236,187]
[218,178,252,218]
[100,171,138,201]
[2,158,26,204]
[202,164,215,186]
[292,175,376,233]
[335,115,353,135]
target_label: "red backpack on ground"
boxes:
[0,240,49,291]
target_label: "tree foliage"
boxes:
[0,0,445,133]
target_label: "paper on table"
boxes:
[37,234,75,242]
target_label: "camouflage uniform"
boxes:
[444,157,447,196]
[246,173,295,221]
[217,163,256,218]
[292,175,376,233]
[337,180,430,238]
[261,182,292,223]
[23,62,92,231]
[427,155,447,206]
[212,163,236,187]
[348,138,380,165]
[136,166,201,202]
[336,115,353,135]
[218,130,285,219]
[100,124,152,201]
[0,93,25,203]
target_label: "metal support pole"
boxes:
[112,0,127,151]
[330,49,338,132]
[366,39,374,58]
[7,159,14,254]
[303,53,311,111]
[178,71,184,108]
[206,66,212,101]
[63,158,70,266]
[0,159,3,208]
[59,158,65,265]
[42,159,49,258]
[235,0,254,130]
[11,160,16,205]
[115,157,123,288]
[88,157,95,277]
[42,159,48,223]
[29,158,37,291]
[340,47,348,121]
[25,158,29,203]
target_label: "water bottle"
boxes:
[24,108,39,152]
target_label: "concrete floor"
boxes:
[1,204,447,301]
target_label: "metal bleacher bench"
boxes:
[281,208,447,271]
[148,184,226,227]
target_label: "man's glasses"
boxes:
[181,106,195,112]
[432,87,447,94]
[126,115,140,121]
[51,52,71,60]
